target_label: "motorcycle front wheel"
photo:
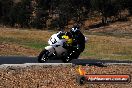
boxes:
[38,49,49,63]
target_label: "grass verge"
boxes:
[80,35,132,60]
[0,28,132,60]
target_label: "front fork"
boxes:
[45,46,57,58]
[48,51,57,58]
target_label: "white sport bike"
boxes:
[38,31,87,63]
[38,32,72,63]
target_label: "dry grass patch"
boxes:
[81,35,132,60]
[0,28,54,42]
[0,42,39,56]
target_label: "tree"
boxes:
[30,0,50,29]
[92,0,120,24]
[126,0,132,15]
[15,0,32,27]
[0,0,14,25]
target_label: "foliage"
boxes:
[0,0,131,29]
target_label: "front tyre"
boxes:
[38,49,49,63]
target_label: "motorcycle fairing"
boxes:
[45,45,67,57]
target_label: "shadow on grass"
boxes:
[87,17,129,29]
[88,22,109,29]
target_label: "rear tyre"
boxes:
[62,56,72,63]
[38,49,49,63]
[62,51,80,63]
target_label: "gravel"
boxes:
[0,64,132,88]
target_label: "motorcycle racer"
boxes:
[56,25,86,62]
[56,31,73,47]
[65,25,86,60]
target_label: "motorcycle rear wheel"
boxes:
[38,49,49,63]
[62,56,72,63]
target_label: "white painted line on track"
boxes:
[0,63,72,68]
[105,63,132,65]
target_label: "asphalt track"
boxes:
[0,56,132,66]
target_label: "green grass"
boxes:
[81,51,132,60]
[0,37,48,49]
